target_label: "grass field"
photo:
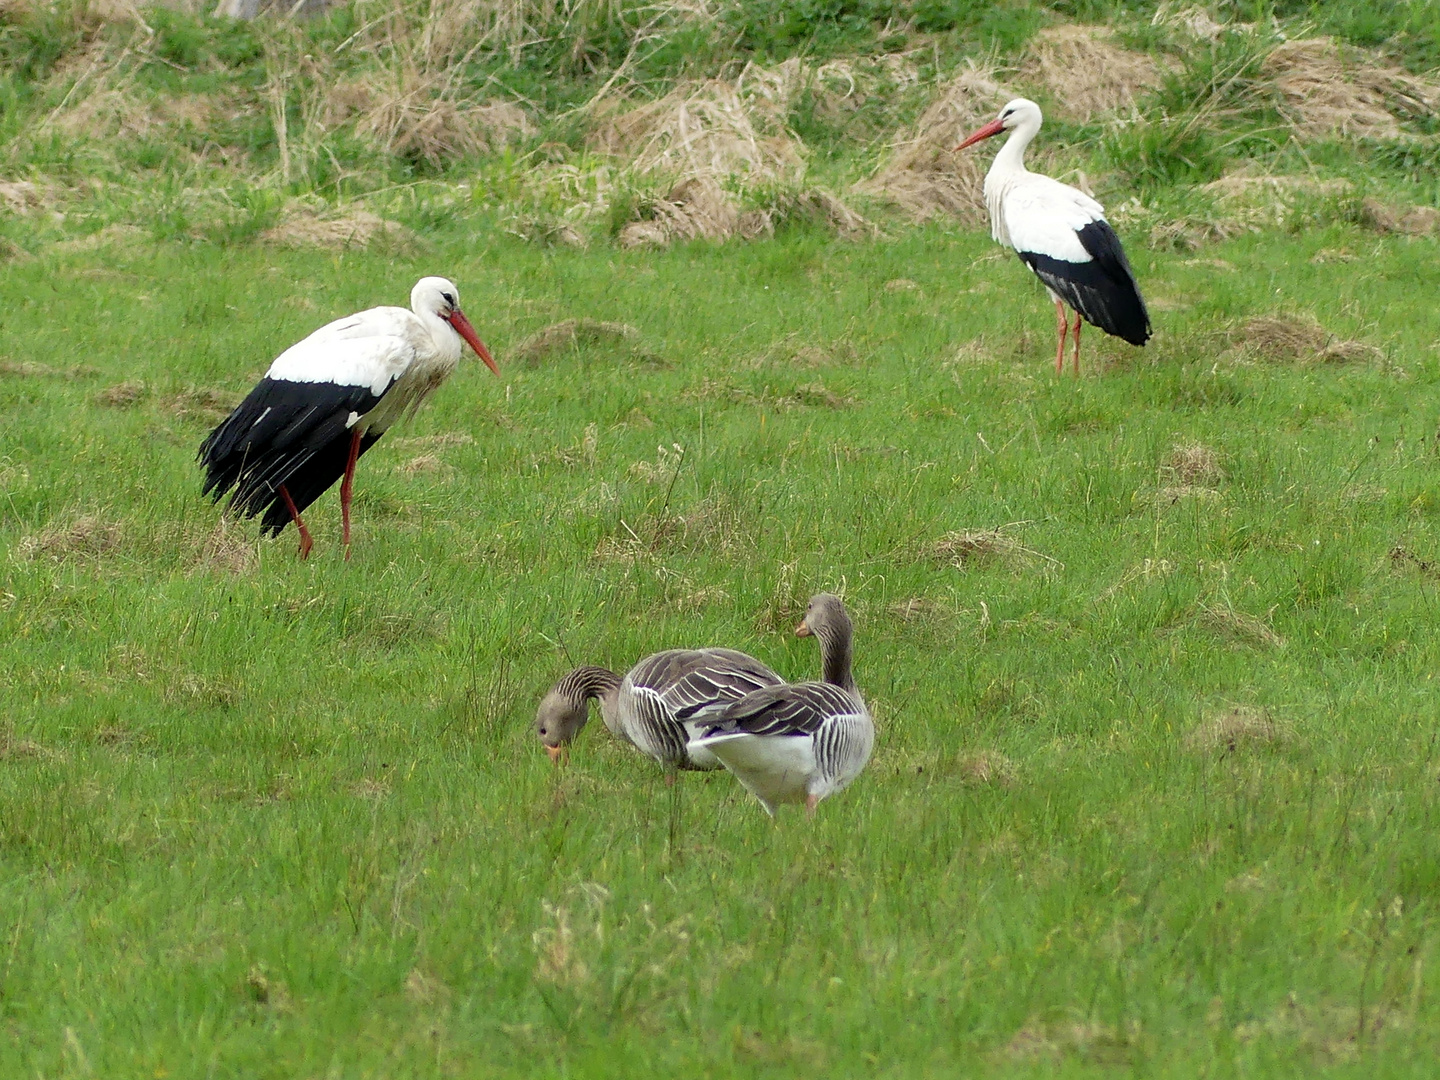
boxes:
[3,212,1440,1075]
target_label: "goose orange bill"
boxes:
[795,618,812,637]
[546,744,565,763]
[446,309,499,375]
[954,117,1006,151]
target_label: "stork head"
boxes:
[535,686,590,762]
[411,276,499,375]
[955,98,1042,151]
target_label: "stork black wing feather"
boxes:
[199,377,384,530]
[1018,220,1151,346]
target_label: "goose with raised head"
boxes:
[535,648,785,775]
[955,98,1151,374]
[690,593,874,816]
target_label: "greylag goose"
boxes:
[535,648,785,774]
[690,593,874,816]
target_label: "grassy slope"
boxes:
[2,215,1440,1074]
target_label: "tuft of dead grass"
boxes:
[54,224,147,253]
[1360,198,1440,237]
[955,750,1017,787]
[1197,604,1285,649]
[351,74,532,168]
[855,61,1009,223]
[1264,37,1440,141]
[1162,441,1225,486]
[0,180,42,214]
[591,79,804,185]
[0,728,65,763]
[96,380,146,407]
[921,524,1058,570]
[514,319,640,364]
[1027,26,1162,122]
[18,513,124,561]
[191,519,258,576]
[1005,1018,1134,1063]
[1233,992,1402,1063]
[1231,315,1381,364]
[1187,706,1288,752]
[260,209,418,253]
[0,360,98,379]
[888,596,953,622]
[162,387,238,423]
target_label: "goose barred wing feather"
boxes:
[629,649,785,722]
[702,682,861,739]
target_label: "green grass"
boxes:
[3,216,1440,1075]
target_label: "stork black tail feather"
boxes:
[1019,219,1151,346]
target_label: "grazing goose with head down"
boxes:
[691,593,874,816]
[535,648,785,775]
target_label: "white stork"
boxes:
[956,98,1151,374]
[199,276,497,559]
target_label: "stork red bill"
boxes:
[448,309,499,375]
[955,117,1007,151]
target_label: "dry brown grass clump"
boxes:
[1005,1018,1133,1063]
[18,513,124,561]
[855,61,1009,223]
[1231,315,1381,364]
[955,750,1017,787]
[0,359,97,378]
[514,319,641,364]
[1264,37,1440,140]
[1187,705,1289,753]
[162,387,238,423]
[54,224,147,252]
[888,596,952,622]
[1026,26,1162,122]
[618,175,766,246]
[922,525,1058,570]
[260,209,418,252]
[592,79,804,184]
[348,73,532,168]
[0,727,65,763]
[191,519,257,576]
[1197,604,1285,649]
[97,380,146,407]
[0,180,42,214]
[1161,441,1225,486]
[1360,198,1440,237]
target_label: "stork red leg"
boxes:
[277,484,314,560]
[1054,299,1068,375]
[1071,310,1083,375]
[340,428,362,561]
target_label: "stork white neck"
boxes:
[989,106,1042,181]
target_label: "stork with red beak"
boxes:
[199,276,497,559]
[956,98,1151,374]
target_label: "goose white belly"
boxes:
[699,733,816,814]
